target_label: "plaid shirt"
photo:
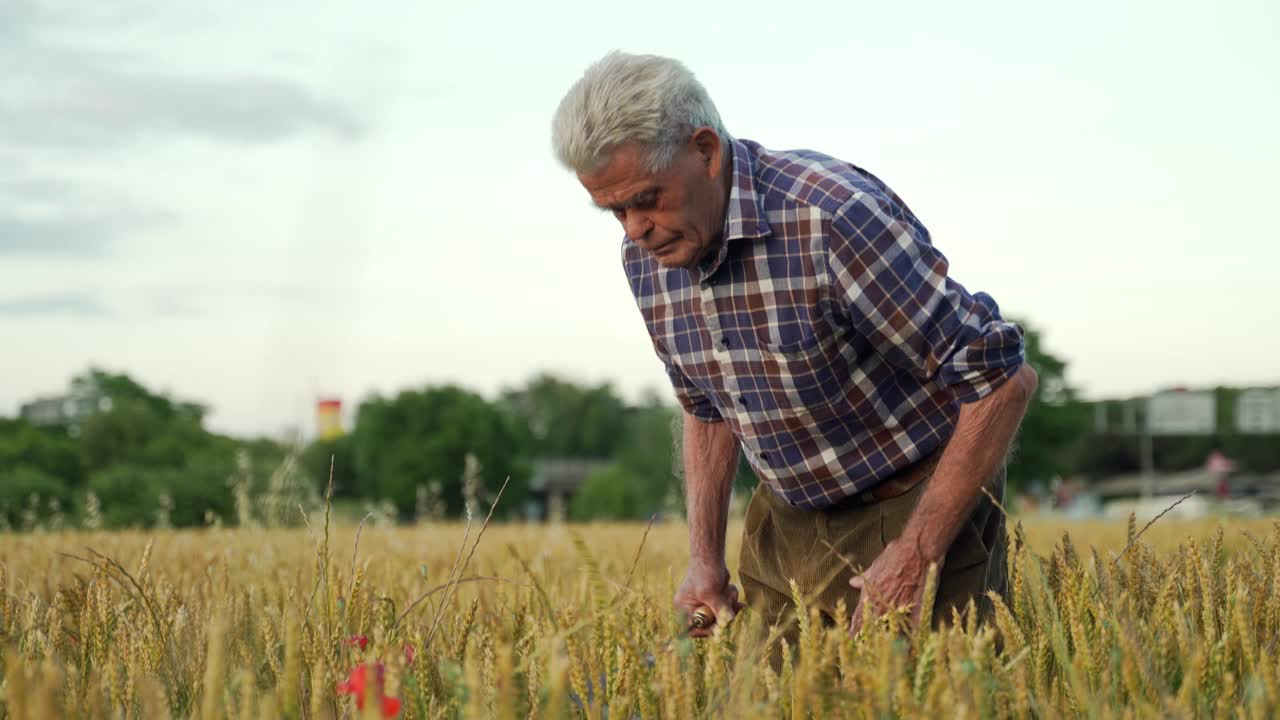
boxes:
[623,138,1025,510]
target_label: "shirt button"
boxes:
[738,396,748,407]
[758,452,769,463]
[720,336,730,349]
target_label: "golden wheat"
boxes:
[0,515,1278,718]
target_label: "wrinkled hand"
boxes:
[673,561,744,638]
[848,540,935,636]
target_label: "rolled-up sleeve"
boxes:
[828,192,1025,404]
[650,335,724,422]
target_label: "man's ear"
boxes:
[690,127,723,179]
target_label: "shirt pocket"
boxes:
[752,315,883,428]
[759,322,822,355]
[754,320,849,415]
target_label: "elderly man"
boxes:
[551,52,1037,638]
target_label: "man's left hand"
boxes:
[848,538,936,635]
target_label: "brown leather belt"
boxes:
[835,450,942,508]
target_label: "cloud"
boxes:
[0,217,113,257]
[0,0,157,36]
[0,166,179,258]
[0,2,365,148]
[0,291,110,317]
[0,70,364,147]
[0,174,88,205]
[146,287,203,317]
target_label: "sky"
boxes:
[2,0,1277,438]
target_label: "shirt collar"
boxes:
[695,137,771,280]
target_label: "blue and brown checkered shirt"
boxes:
[623,138,1025,510]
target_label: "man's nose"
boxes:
[622,210,653,242]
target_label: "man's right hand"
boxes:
[673,561,744,638]
[676,411,743,636]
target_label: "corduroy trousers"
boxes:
[737,456,1008,637]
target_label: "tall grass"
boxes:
[1,508,1278,718]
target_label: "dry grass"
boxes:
[1,512,1279,718]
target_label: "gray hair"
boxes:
[551,52,727,175]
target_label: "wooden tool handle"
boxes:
[689,606,715,631]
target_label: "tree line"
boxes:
[1,320,1129,529]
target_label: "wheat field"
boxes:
[2,510,1279,719]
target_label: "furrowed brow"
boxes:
[598,187,658,213]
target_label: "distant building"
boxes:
[1075,385,1280,515]
[19,381,111,435]
[316,398,343,440]
[1091,385,1280,436]
[526,457,609,522]
[1236,388,1280,434]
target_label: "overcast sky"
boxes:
[2,0,1276,438]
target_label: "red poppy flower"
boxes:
[347,634,369,650]
[336,663,402,718]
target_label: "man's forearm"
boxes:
[898,364,1039,563]
[682,411,740,569]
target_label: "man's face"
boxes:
[578,130,727,271]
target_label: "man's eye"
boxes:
[612,209,625,221]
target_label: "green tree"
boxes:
[86,465,169,528]
[569,464,648,520]
[350,385,530,518]
[172,448,239,526]
[0,466,70,527]
[1006,319,1092,491]
[76,369,213,472]
[0,418,83,486]
[499,374,629,458]
[301,434,357,497]
[570,401,682,520]
[84,450,238,529]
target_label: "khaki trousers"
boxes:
[737,458,1008,637]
